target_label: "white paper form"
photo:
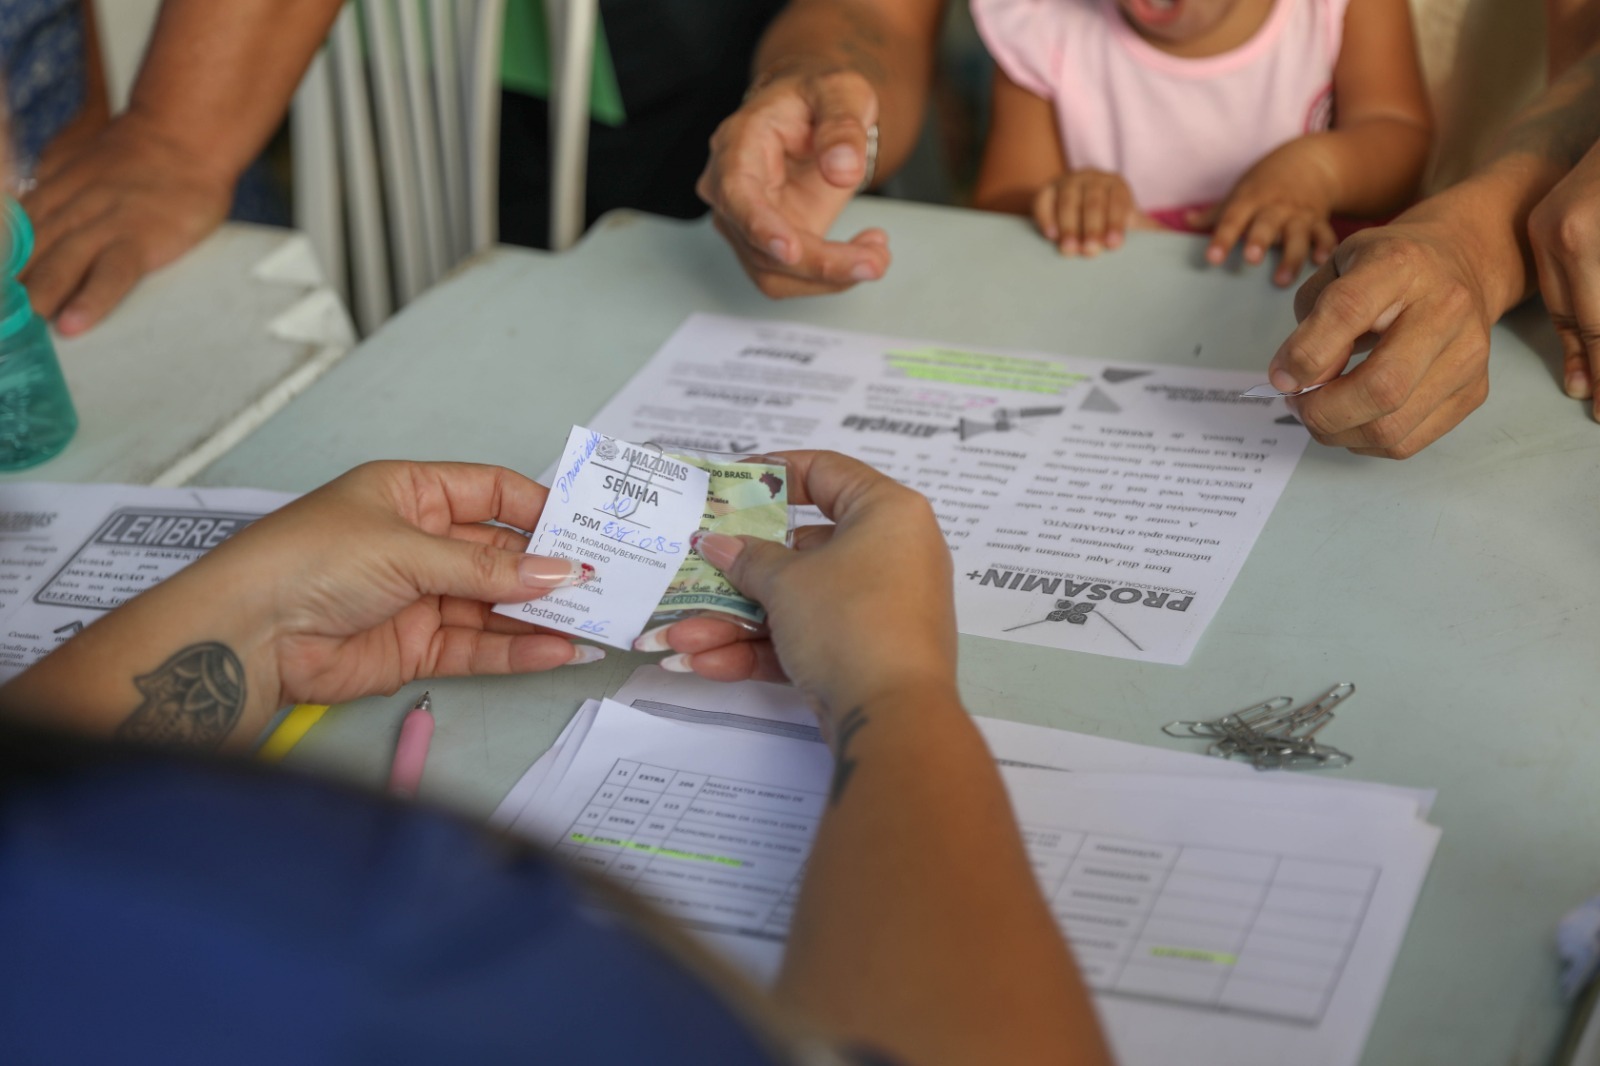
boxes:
[611,666,1437,817]
[503,698,1438,1066]
[0,482,296,682]
[524,698,833,978]
[585,315,1311,664]
[494,426,709,650]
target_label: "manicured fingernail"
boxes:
[565,644,606,666]
[57,309,89,335]
[1043,224,1059,240]
[520,556,585,588]
[633,624,674,653]
[823,145,859,177]
[1082,239,1102,257]
[660,653,693,673]
[767,238,792,263]
[1269,368,1299,393]
[1106,232,1124,249]
[850,263,876,282]
[1566,368,1592,399]
[1245,244,1263,263]
[695,532,744,570]
[1061,237,1079,256]
[1206,247,1225,265]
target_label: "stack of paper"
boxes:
[495,667,1440,1066]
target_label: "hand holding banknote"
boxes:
[636,450,957,718]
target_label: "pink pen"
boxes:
[388,691,434,799]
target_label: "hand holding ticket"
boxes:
[495,427,709,649]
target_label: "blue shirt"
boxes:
[0,741,869,1065]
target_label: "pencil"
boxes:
[257,703,329,762]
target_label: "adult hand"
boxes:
[218,461,596,711]
[1033,170,1141,257]
[696,71,892,298]
[1267,216,1496,458]
[1528,137,1600,417]
[1194,145,1339,287]
[636,451,957,717]
[2,461,598,749]
[20,110,236,336]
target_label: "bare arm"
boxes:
[22,0,343,334]
[775,682,1110,1065]
[751,0,946,183]
[662,452,1112,1065]
[1203,0,1431,283]
[1313,0,1433,216]
[1546,0,1600,77]
[971,67,1066,215]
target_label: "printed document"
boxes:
[497,694,1438,1066]
[584,315,1311,664]
[0,482,296,681]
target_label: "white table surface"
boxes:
[194,199,1600,1066]
[0,222,353,486]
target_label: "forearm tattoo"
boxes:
[828,706,868,807]
[1496,53,1600,169]
[114,642,246,750]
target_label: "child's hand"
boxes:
[1193,148,1340,286]
[1032,170,1144,257]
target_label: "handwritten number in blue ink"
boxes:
[578,620,609,634]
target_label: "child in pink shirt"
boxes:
[970,0,1432,285]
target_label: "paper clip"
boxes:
[1161,696,1292,738]
[1162,684,1357,771]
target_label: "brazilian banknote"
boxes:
[653,457,788,625]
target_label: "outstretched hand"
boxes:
[697,71,891,298]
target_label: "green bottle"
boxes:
[0,198,75,470]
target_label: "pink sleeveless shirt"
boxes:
[972,0,1351,219]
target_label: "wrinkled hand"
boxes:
[21,110,235,336]
[1196,147,1338,287]
[1032,170,1147,257]
[205,461,593,710]
[696,70,891,298]
[1528,138,1600,418]
[1269,217,1494,458]
[642,451,956,719]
